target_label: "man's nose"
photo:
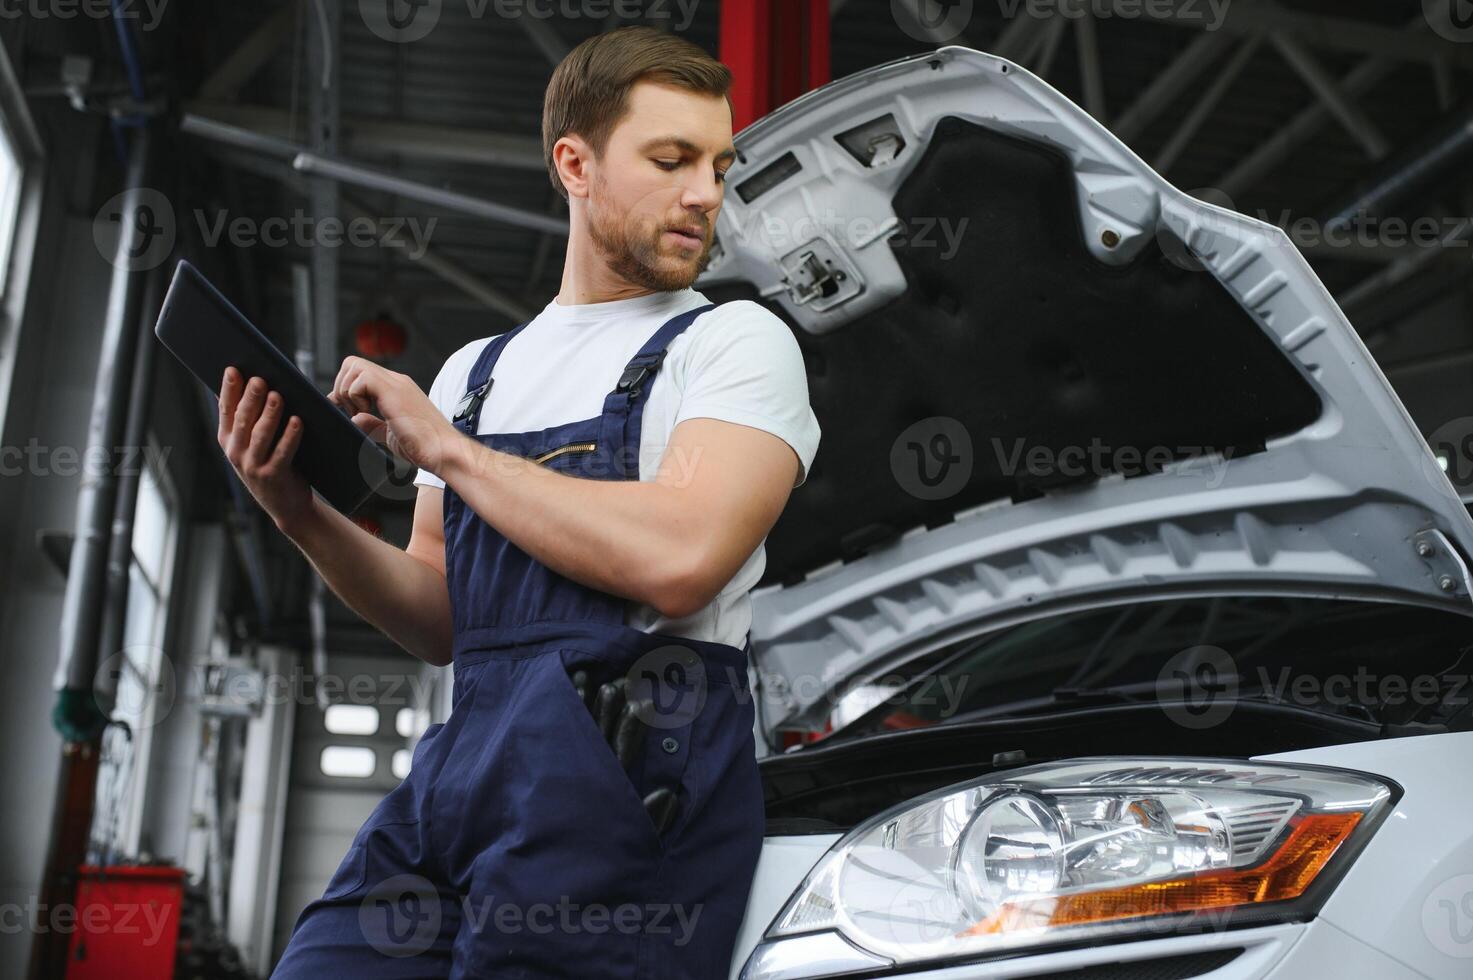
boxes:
[679,169,723,213]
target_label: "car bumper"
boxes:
[731,732,1473,980]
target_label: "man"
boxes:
[218,25,820,979]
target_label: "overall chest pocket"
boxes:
[530,440,597,465]
[524,439,615,479]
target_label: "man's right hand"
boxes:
[218,366,316,535]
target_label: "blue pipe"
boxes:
[110,0,147,105]
[109,0,149,164]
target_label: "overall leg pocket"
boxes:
[551,650,695,853]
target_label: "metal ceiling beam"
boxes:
[307,0,341,385]
[991,9,1049,62]
[1335,218,1472,310]
[292,154,570,235]
[181,114,568,235]
[1269,33,1390,158]
[1325,107,1473,236]
[1215,39,1404,197]
[519,15,570,65]
[196,0,300,101]
[340,197,534,321]
[1075,13,1106,122]
[1154,37,1262,174]
[1434,59,1456,112]
[1098,0,1473,69]
[186,102,546,170]
[191,142,536,321]
[1112,30,1233,145]
[1029,14,1070,80]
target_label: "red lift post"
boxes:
[720,0,831,132]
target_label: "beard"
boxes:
[587,177,714,292]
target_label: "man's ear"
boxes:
[553,134,594,200]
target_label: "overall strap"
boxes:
[453,321,531,433]
[600,303,716,478]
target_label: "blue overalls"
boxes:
[273,304,766,979]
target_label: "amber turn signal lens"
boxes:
[960,810,1363,937]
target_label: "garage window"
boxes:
[0,111,21,298]
[320,746,376,778]
[324,704,380,735]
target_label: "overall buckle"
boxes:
[453,378,492,428]
[615,351,667,400]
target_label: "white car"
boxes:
[697,47,1473,980]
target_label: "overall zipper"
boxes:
[531,441,597,465]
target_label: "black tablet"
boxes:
[154,260,397,516]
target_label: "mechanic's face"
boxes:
[584,81,735,291]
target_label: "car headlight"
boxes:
[741,758,1393,979]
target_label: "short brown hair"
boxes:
[542,26,732,200]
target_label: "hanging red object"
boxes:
[720,0,830,133]
[354,316,406,360]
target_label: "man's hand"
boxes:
[218,366,315,533]
[328,355,462,478]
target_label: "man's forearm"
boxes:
[283,503,455,666]
[439,436,701,618]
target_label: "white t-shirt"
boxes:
[413,287,821,650]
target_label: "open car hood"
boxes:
[695,48,1473,745]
